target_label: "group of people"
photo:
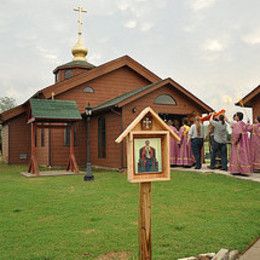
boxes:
[168,112,260,176]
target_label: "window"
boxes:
[83,86,94,93]
[64,126,77,146]
[41,128,45,147]
[98,117,106,158]
[64,69,72,79]
[154,94,176,105]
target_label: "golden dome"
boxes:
[71,37,88,61]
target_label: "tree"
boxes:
[0,96,17,155]
[0,97,16,113]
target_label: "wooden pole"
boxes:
[139,182,152,260]
[28,123,39,175]
[67,124,79,173]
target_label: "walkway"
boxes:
[239,238,260,260]
[172,164,260,183]
[21,170,85,178]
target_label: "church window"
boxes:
[64,126,77,146]
[98,117,106,158]
[64,69,73,79]
[154,94,176,105]
[83,86,94,93]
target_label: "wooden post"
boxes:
[28,123,39,175]
[139,182,152,260]
[67,124,79,173]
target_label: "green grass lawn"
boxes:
[0,162,259,260]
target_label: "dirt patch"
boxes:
[96,251,131,260]
[82,228,96,235]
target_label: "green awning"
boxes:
[29,98,82,122]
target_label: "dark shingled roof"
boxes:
[53,60,96,74]
[92,81,160,112]
[30,99,82,121]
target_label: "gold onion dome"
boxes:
[72,37,88,61]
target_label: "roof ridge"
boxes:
[30,98,76,104]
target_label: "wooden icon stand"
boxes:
[116,107,180,259]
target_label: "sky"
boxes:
[0,0,259,120]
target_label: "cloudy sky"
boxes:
[0,0,259,119]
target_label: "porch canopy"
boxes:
[28,98,82,175]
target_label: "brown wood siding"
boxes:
[252,95,260,120]
[122,85,204,128]
[56,66,151,112]
[2,124,9,163]
[50,121,86,167]
[9,113,31,164]
[36,127,49,166]
[90,112,122,168]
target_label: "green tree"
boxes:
[0,97,17,155]
[0,97,16,112]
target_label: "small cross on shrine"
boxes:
[142,116,152,130]
[73,6,87,36]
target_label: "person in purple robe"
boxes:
[229,112,253,176]
[168,120,180,166]
[177,118,195,167]
[246,116,260,173]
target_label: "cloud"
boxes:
[203,39,226,52]
[36,46,59,64]
[117,1,130,11]
[222,95,233,105]
[242,29,260,45]
[88,51,102,64]
[124,20,137,29]
[140,22,153,32]
[190,0,216,11]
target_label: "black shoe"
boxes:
[207,166,215,170]
[221,168,228,171]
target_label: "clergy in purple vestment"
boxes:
[229,112,253,176]
[177,118,195,167]
[169,120,180,165]
[246,116,260,173]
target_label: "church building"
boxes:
[235,85,260,120]
[0,9,213,171]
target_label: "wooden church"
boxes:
[0,8,213,171]
[235,85,260,120]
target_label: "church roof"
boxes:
[41,55,161,99]
[92,78,213,113]
[53,60,96,74]
[29,98,82,123]
[0,55,160,123]
[92,82,158,112]
[235,85,260,107]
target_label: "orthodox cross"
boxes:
[73,6,87,36]
[142,116,152,130]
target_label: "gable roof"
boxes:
[29,99,81,123]
[0,104,26,124]
[0,55,161,123]
[235,85,260,107]
[92,78,213,113]
[115,106,180,143]
[39,55,161,99]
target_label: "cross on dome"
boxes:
[71,6,88,61]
